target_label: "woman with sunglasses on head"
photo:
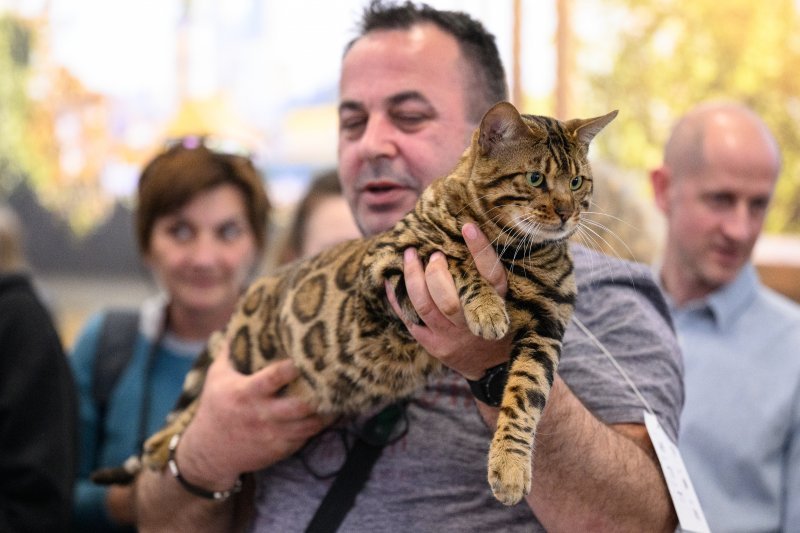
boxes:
[69,139,270,532]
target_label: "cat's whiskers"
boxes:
[584,199,651,261]
[579,218,639,264]
[465,214,532,281]
[585,198,646,234]
[584,204,641,231]
[510,215,546,280]
[457,196,547,275]
[456,192,496,215]
[572,226,605,280]
[575,223,637,288]
[502,223,527,277]
[488,223,516,278]
[487,207,539,278]
[503,216,537,251]
[461,210,514,278]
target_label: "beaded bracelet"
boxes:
[167,432,242,502]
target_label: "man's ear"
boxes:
[650,166,671,215]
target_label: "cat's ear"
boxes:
[478,102,530,156]
[566,110,618,147]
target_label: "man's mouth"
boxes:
[360,180,412,206]
[711,246,743,267]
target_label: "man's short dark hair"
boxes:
[348,0,509,124]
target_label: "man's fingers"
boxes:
[385,279,406,322]
[250,359,300,398]
[463,223,507,296]
[425,252,466,326]
[250,360,322,423]
[402,247,439,322]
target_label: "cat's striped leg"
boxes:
[487,341,559,505]
[141,399,200,471]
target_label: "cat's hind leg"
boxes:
[139,332,228,470]
[89,398,200,484]
[141,399,200,471]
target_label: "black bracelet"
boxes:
[466,361,509,407]
[167,432,242,502]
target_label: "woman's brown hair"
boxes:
[136,140,271,254]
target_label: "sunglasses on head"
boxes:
[163,135,253,159]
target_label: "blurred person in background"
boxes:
[275,168,361,265]
[0,204,77,532]
[69,138,270,532]
[651,101,800,530]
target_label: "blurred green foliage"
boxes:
[0,16,34,191]
[0,16,58,203]
[578,0,800,233]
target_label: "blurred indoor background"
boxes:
[1,0,798,346]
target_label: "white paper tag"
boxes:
[643,411,711,533]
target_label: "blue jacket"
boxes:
[70,296,204,532]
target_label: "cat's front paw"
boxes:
[487,441,532,506]
[464,296,509,340]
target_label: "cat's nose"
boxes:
[555,205,572,222]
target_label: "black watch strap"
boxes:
[467,362,509,407]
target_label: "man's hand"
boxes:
[136,343,333,532]
[385,223,510,380]
[173,343,332,491]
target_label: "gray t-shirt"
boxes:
[248,245,684,531]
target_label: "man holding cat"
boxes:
[136,2,683,531]
[651,102,800,531]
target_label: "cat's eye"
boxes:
[570,176,584,190]
[526,171,544,187]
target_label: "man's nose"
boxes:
[721,203,753,242]
[358,115,398,161]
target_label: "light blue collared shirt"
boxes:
[666,264,800,532]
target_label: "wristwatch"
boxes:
[467,362,509,407]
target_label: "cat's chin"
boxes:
[533,226,575,243]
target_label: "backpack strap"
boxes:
[92,309,140,424]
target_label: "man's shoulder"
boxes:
[759,283,800,316]
[570,244,655,286]
[569,244,672,326]
[756,283,800,337]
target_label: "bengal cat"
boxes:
[93,101,617,506]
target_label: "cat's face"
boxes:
[469,103,617,246]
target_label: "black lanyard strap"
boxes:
[304,402,407,533]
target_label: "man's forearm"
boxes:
[135,469,240,533]
[531,377,675,531]
[477,377,676,531]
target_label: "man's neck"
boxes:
[659,261,713,308]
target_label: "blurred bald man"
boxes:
[651,102,800,531]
